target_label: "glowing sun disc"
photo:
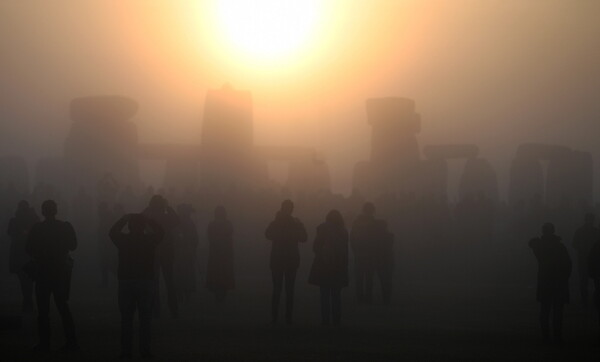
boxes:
[213,0,321,63]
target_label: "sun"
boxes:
[212,0,322,65]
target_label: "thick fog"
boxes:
[2,1,600,196]
[2,1,600,361]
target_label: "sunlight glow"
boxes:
[212,0,322,65]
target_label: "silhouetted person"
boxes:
[350,202,377,304]
[529,223,572,344]
[265,200,307,324]
[588,237,600,337]
[143,195,179,319]
[110,213,164,360]
[174,204,199,303]
[308,210,348,326]
[7,200,39,313]
[572,213,599,308]
[373,220,394,305]
[26,200,78,352]
[97,202,113,288]
[206,206,235,303]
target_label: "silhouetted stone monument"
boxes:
[65,95,140,189]
[509,143,593,209]
[353,97,421,197]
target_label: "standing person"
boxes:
[308,210,348,326]
[350,202,378,304]
[589,236,600,339]
[373,220,394,305]
[97,202,113,288]
[206,206,234,303]
[174,204,199,303]
[110,213,164,360]
[572,213,599,308]
[26,200,78,352]
[143,195,179,319]
[265,200,307,324]
[529,223,572,344]
[7,200,39,313]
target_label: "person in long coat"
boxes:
[206,206,234,303]
[309,210,348,326]
[7,200,39,312]
[529,222,572,344]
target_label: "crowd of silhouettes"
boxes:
[2,174,600,357]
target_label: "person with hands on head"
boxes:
[143,195,179,319]
[110,213,164,360]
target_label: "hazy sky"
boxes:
[1,1,600,197]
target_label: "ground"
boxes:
[1,273,599,361]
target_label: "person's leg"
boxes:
[354,258,364,302]
[365,267,374,304]
[34,281,52,350]
[379,265,392,305]
[118,281,136,357]
[160,255,179,318]
[539,302,551,343]
[271,270,284,323]
[54,276,77,348]
[553,302,565,342]
[138,280,155,358]
[331,288,342,326]
[17,271,34,312]
[284,269,297,324]
[320,287,331,325]
[153,258,162,318]
[579,260,589,306]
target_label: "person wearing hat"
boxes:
[529,222,572,344]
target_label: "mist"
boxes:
[1,1,600,361]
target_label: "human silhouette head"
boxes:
[584,213,595,226]
[215,206,227,221]
[542,222,555,236]
[326,209,344,228]
[41,200,57,219]
[128,214,146,235]
[149,195,166,211]
[280,199,294,216]
[362,202,375,217]
[17,200,29,213]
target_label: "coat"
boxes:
[529,235,572,304]
[350,214,379,268]
[308,222,349,288]
[265,212,307,271]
